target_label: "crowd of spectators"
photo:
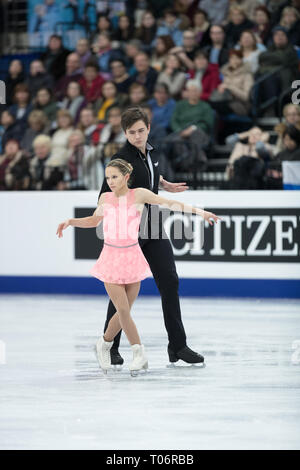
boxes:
[1,0,300,191]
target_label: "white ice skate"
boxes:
[129,344,148,377]
[95,336,113,374]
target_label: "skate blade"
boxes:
[112,364,123,372]
[166,362,206,369]
[130,362,149,377]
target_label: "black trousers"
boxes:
[101,234,187,353]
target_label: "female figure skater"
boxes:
[56,158,220,376]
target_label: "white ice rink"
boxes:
[0,294,300,450]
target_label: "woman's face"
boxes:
[248,127,263,144]
[9,60,22,75]
[80,110,94,127]
[15,90,29,104]
[58,115,71,129]
[34,143,50,159]
[194,55,208,70]
[98,17,110,31]
[108,109,121,127]
[30,119,43,131]
[231,10,245,25]
[255,10,269,25]
[143,12,155,28]
[130,87,146,104]
[194,12,206,27]
[67,82,81,98]
[241,32,255,49]
[5,141,19,157]
[156,38,166,54]
[283,10,297,26]
[84,66,98,82]
[166,54,179,69]
[102,82,117,99]
[37,89,50,106]
[285,107,300,125]
[284,134,297,151]
[105,166,128,192]
[119,16,130,29]
[69,133,82,148]
[229,54,243,69]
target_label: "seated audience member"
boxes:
[132,52,158,95]
[97,106,126,166]
[123,39,143,76]
[148,83,176,130]
[9,84,33,130]
[134,10,157,50]
[50,110,74,164]
[21,110,49,157]
[57,130,104,190]
[75,38,93,70]
[164,80,214,169]
[156,9,184,46]
[232,0,261,21]
[91,13,113,44]
[0,139,30,191]
[5,60,25,106]
[157,53,186,99]
[225,5,254,49]
[94,81,126,122]
[113,14,135,43]
[29,135,65,190]
[141,104,175,181]
[211,50,254,116]
[78,108,104,146]
[274,104,300,152]
[191,9,210,47]
[198,0,229,25]
[278,6,300,46]
[34,87,59,124]
[188,50,221,101]
[257,26,299,112]
[203,24,229,67]
[169,29,201,71]
[79,61,106,105]
[127,82,149,107]
[226,126,274,179]
[110,58,134,94]
[60,81,86,125]
[252,5,272,46]
[0,110,24,150]
[150,35,175,72]
[26,60,54,99]
[54,52,83,100]
[238,30,266,74]
[40,34,70,81]
[92,32,123,75]
[275,124,300,162]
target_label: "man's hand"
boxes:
[180,126,195,138]
[161,178,189,192]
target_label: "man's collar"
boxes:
[125,140,155,153]
[146,142,153,151]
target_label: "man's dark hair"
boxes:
[121,106,149,131]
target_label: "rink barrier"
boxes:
[0,276,299,299]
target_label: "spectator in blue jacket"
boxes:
[148,83,176,130]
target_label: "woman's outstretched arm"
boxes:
[135,188,221,225]
[56,193,105,238]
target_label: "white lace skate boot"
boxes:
[95,336,113,374]
[129,344,148,376]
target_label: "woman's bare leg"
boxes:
[103,282,141,345]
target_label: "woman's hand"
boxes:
[56,219,71,238]
[203,211,222,226]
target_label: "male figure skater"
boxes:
[97,106,204,366]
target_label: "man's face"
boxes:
[183,32,195,49]
[134,54,149,73]
[76,39,89,55]
[84,66,97,82]
[110,61,125,78]
[210,26,224,44]
[108,109,122,127]
[35,143,50,159]
[273,30,288,48]
[5,141,19,156]
[37,89,50,106]
[80,110,94,127]
[1,112,14,127]
[187,85,200,102]
[30,61,44,75]
[125,119,150,150]
[154,88,168,104]
[49,37,61,51]
[66,53,80,73]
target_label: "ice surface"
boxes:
[0,294,299,450]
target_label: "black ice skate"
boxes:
[110,348,124,370]
[168,345,205,366]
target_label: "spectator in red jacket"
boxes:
[188,50,221,101]
[78,61,106,105]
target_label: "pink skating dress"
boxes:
[89,188,152,284]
